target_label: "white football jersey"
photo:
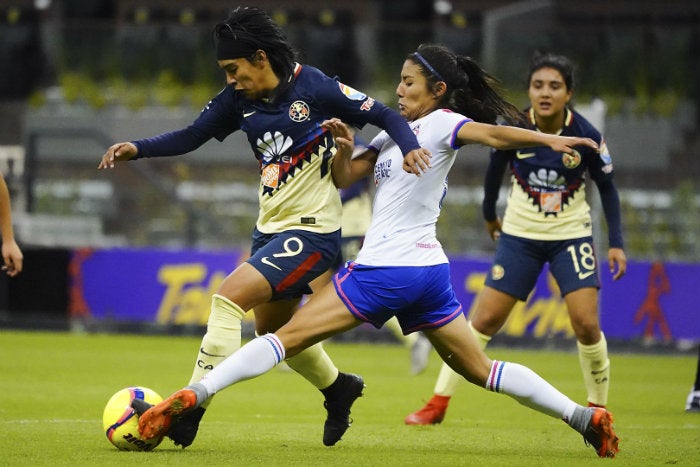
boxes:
[355,109,471,266]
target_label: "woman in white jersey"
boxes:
[136,44,619,458]
[406,53,627,426]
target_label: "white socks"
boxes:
[487,360,577,422]
[200,334,285,396]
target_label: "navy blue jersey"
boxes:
[485,107,623,247]
[133,63,420,235]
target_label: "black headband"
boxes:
[216,37,259,60]
[214,23,259,60]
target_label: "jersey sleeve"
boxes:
[574,115,623,248]
[482,149,511,221]
[133,87,240,158]
[309,72,421,155]
[597,177,624,249]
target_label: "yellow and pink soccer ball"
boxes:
[102,386,164,451]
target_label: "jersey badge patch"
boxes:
[599,141,612,164]
[338,83,367,100]
[289,100,310,122]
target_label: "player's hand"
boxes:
[402,148,432,176]
[608,247,626,280]
[322,118,355,158]
[98,142,138,169]
[485,218,502,241]
[2,240,23,277]
[548,136,598,155]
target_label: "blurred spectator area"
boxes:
[108,0,379,87]
[2,0,699,260]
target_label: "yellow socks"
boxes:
[189,294,245,407]
[577,332,610,406]
[285,342,339,389]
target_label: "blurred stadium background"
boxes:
[0,0,698,342]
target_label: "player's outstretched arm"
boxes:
[457,122,598,153]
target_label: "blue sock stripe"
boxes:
[262,334,285,363]
[487,360,506,392]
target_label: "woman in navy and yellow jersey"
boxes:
[99,6,430,448]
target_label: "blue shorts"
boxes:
[248,228,341,300]
[333,263,464,334]
[485,232,600,300]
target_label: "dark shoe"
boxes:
[322,373,365,446]
[168,407,206,448]
[131,397,153,416]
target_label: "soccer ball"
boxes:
[102,386,164,451]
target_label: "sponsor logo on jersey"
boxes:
[360,97,375,111]
[373,158,392,184]
[561,150,581,169]
[528,168,565,190]
[257,131,293,164]
[338,83,367,100]
[516,150,536,159]
[288,100,310,122]
[261,164,279,189]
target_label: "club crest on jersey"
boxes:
[289,101,310,122]
[491,264,505,280]
[561,150,581,169]
[338,83,367,100]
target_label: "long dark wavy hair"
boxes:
[408,43,526,126]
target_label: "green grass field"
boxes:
[1,330,698,466]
